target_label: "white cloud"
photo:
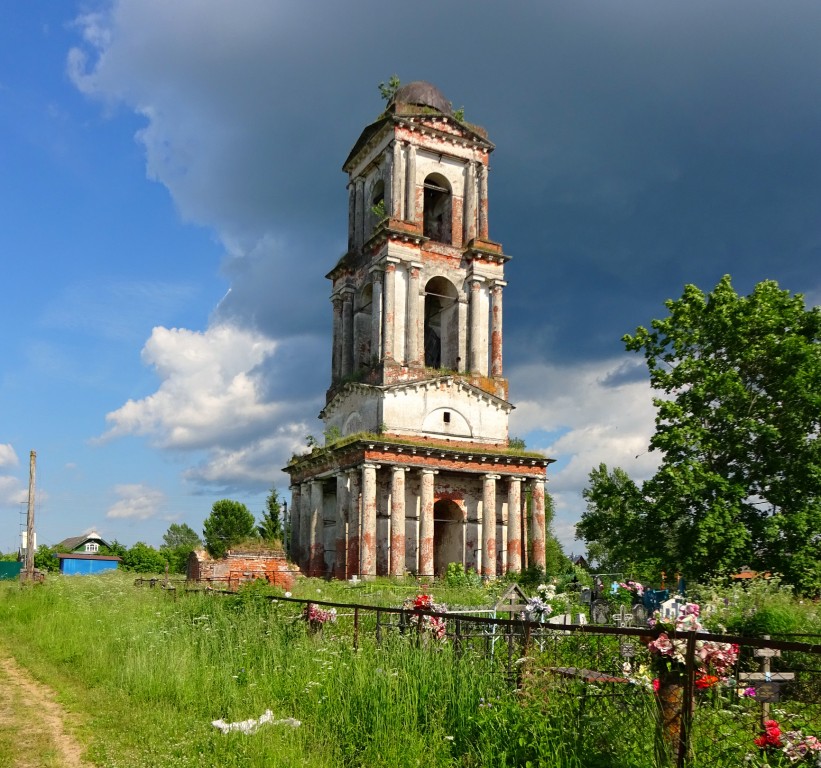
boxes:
[98,323,278,449]
[0,475,26,506]
[0,444,19,468]
[508,358,660,554]
[183,427,310,489]
[106,484,166,520]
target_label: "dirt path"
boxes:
[0,648,92,768]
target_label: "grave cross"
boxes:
[738,636,795,726]
[611,604,634,628]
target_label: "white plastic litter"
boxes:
[211,710,301,734]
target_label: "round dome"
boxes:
[392,81,452,114]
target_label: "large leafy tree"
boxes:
[160,523,202,574]
[577,464,659,578]
[257,487,283,543]
[203,499,257,559]
[579,276,821,592]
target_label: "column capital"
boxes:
[369,264,385,278]
[391,465,410,473]
[420,468,439,476]
[484,473,501,481]
[490,280,507,290]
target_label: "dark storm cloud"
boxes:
[77,0,821,512]
[73,1,821,363]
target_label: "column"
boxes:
[299,482,311,570]
[383,152,393,221]
[341,287,354,378]
[491,281,505,378]
[289,485,302,562]
[331,294,343,383]
[309,480,325,576]
[360,464,378,577]
[469,276,485,374]
[354,177,365,250]
[419,469,435,577]
[334,473,348,580]
[383,259,398,361]
[530,478,546,570]
[370,268,383,363]
[464,161,477,243]
[405,144,417,223]
[347,183,355,252]
[391,140,403,218]
[389,466,407,576]
[347,469,361,579]
[482,474,498,578]
[406,262,422,366]
[506,477,522,573]
[478,162,489,239]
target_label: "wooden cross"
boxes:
[737,638,794,724]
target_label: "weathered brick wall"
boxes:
[187,550,299,591]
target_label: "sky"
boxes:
[1,1,820,556]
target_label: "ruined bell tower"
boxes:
[285,81,552,580]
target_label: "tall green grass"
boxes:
[1,574,817,767]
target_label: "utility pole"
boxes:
[24,450,36,581]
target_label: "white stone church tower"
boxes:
[285,81,552,579]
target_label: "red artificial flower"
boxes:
[695,674,719,689]
[652,678,660,692]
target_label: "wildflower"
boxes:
[694,674,719,689]
[740,687,756,698]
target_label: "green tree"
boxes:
[160,523,202,574]
[33,544,59,573]
[578,277,821,592]
[257,487,283,543]
[577,464,660,578]
[99,540,128,559]
[203,499,257,559]
[121,542,168,574]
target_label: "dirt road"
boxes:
[0,648,92,768]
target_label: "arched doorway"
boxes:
[433,499,463,576]
[424,276,459,370]
[423,173,452,244]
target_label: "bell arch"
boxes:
[424,276,460,370]
[369,178,385,233]
[433,499,463,576]
[423,173,452,244]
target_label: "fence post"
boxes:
[354,606,359,651]
[455,618,462,657]
[677,630,698,768]
[376,609,382,647]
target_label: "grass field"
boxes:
[1,572,818,767]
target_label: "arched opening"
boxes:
[370,179,385,232]
[433,499,463,576]
[424,276,459,370]
[353,283,373,371]
[423,173,451,244]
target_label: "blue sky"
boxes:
[2,1,820,555]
